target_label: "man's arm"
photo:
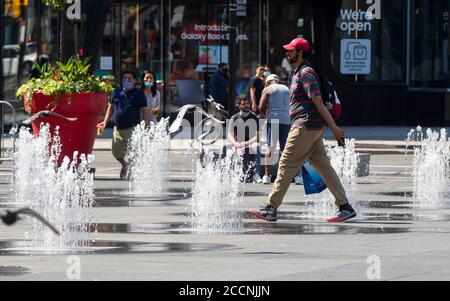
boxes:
[244,131,259,145]
[227,118,241,148]
[259,87,271,118]
[311,96,345,144]
[97,104,114,129]
[228,132,240,148]
[250,86,257,112]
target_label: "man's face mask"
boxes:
[123,80,133,90]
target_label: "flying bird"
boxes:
[1,207,60,235]
[22,110,78,125]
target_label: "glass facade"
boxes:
[1,0,59,100]
[410,0,449,86]
[1,0,450,124]
[331,0,405,83]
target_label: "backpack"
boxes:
[319,75,342,121]
[300,64,342,121]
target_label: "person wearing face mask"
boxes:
[141,71,161,122]
[210,63,229,111]
[227,96,262,183]
[97,70,148,179]
[258,37,356,223]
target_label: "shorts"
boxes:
[112,126,134,160]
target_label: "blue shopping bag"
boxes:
[302,161,327,195]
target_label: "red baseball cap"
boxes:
[283,38,310,52]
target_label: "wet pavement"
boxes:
[0,240,237,256]
[2,149,450,280]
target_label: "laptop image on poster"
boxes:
[175,79,205,106]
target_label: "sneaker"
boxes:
[252,173,263,184]
[294,175,303,185]
[262,175,271,184]
[259,205,278,222]
[327,210,356,223]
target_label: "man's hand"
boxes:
[331,125,345,145]
[234,142,244,149]
[97,121,106,129]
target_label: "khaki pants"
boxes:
[112,127,134,160]
[267,127,348,208]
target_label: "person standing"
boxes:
[141,71,160,122]
[259,73,302,185]
[97,70,148,179]
[210,63,229,111]
[259,38,356,223]
[250,65,266,115]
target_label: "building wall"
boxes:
[2,0,449,126]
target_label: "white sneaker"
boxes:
[294,175,304,185]
[262,175,271,184]
[252,173,263,184]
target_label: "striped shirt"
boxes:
[289,62,324,130]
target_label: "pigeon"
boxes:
[1,207,60,235]
[22,110,78,125]
[168,104,224,134]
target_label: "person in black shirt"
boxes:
[250,65,266,115]
[228,96,261,183]
[97,70,148,179]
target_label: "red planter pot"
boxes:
[24,92,108,163]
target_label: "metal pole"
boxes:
[57,7,64,61]
[136,3,139,69]
[228,0,237,116]
[0,0,4,161]
[160,0,165,117]
[0,0,4,100]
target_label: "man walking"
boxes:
[259,38,356,223]
[97,70,148,179]
[258,73,297,184]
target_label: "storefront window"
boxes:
[2,0,58,100]
[410,0,449,86]
[98,3,162,82]
[168,0,259,101]
[267,1,313,83]
[331,0,405,83]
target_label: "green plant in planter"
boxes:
[17,55,114,113]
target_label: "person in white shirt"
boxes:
[141,71,161,122]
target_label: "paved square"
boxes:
[1,130,450,281]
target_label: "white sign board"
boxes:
[100,56,113,70]
[340,39,371,75]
